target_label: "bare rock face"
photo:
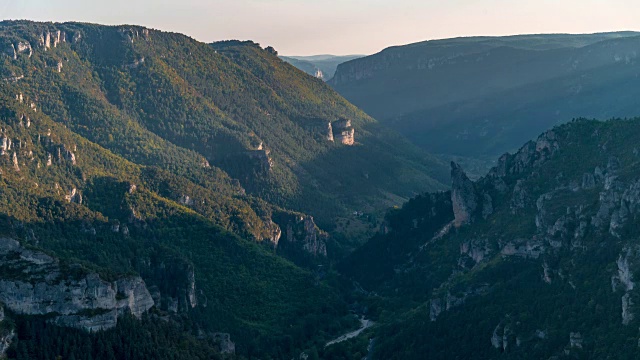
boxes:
[11,153,19,172]
[53,30,66,47]
[612,247,638,325]
[491,323,511,351]
[0,137,7,155]
[281,215,328,257]
[569,332,583,349]
[212,333,236,354]
[429,285,489,321]
[115,277,157,317]
[39,32,50,49]
[266,220,282,245]
[332,118,355,145]
[65,187,83,204]
[119,27,151,43]
[0,238,154,332]
[326,122,335,142]
[16,42,32,57]
[0,313,13,359]
[487,130,560,178]
[179,194,194,206]
[138,258,198,314]
[451,162,477,227]
[54,145,77,165]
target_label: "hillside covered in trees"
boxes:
[0,20,449,359]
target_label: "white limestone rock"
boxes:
[0,238,154,332]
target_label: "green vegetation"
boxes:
[331,32,640,174]
[0,20,444,359]
[337,118,640,358]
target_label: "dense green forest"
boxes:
[0,20,447,233]
[6,19,640,360]
[338,118,640,358]
[0,20,424,359]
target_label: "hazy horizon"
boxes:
[1,0,639,56]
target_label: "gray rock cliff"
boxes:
[451,162,477,227]
[0,238,154,332]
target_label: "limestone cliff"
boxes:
[272,212,328,261]
[136,256,198,314]
[332,118,355,145]
[450,162,477,227]
[0,238,154,332]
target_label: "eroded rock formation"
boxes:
[0,238,154,332]
[332,118,355,145]
[272,212,329,260]
[451,162,477,227]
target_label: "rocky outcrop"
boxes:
[429,285,489,321]
[491,323,511,352]
[16,42,32,57]
[273,213,328,258]
[266,220,282,245]
[0,327,13,359]
[451,162,477,227]
[54,145,77,165]
[326,122,335,142]
[11,153,19,172]
[0,137,8,155]
[138,258,197,314]
[39,30,66,50]
[53,30,66,47]
[569,332,583,349]
[332,118,355,145]
[459,238,489,268]
[612,247,638,325]
[212,333,236,354]
[487,130,560,178]
[0,238,154,332]
[0,304,13,358]
[246,148,274,171]
[65,187,83,204]
[2,75,24,83]
[179,194,194,206]
[119,27,151,43]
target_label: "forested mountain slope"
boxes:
[0,20,449,359]
[0,20,447,234]
[0,78,357,359]
[340,118,640,359]
[330,32,640,167]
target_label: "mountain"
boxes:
[0,20,448,359]
[0,22,449,245]
[281,54,364,81]
[330,32,640,172]
[0,67,355,359]
[339,117,640,358]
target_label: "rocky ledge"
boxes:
[0,238,154,332]
[332,118,355,145]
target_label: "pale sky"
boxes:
[0,0,639,55]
